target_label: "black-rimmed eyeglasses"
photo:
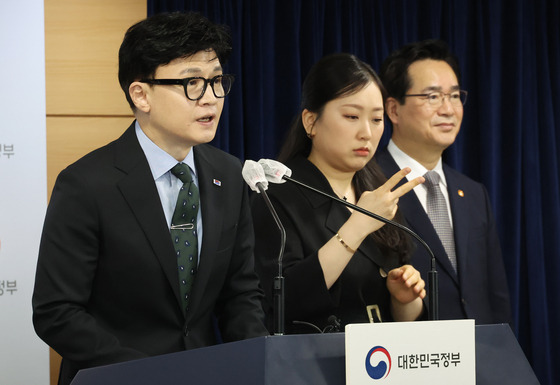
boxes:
[139,74,234,101]
[404,90,468,107]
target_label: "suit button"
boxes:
[461,298,467,305]
[183,325,189,336]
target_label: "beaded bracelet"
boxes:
[335,233,356,254]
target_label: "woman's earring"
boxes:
[306,126,316,139]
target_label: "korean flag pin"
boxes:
[213,179,222,187]
[458,189,464,197]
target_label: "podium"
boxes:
[71,324,539,385]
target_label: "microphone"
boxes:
[258,159,439,321]
[242,159,269,192]
[326,315,342,333]
[258,158,292,183]
[242,160,286,335]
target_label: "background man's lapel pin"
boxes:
[213,179,222,187]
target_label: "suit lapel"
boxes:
[187,145,225,314]
[114,124,183,308]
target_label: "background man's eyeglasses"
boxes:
[404,90,468,107]
[140,74,234,101]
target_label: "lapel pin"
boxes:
[458,189,464,197]
[213,179,222,187]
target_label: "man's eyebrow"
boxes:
[179,65,223,76]
[420,85,460,93]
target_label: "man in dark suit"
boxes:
[32,12,268,385]
[376,39,511,324]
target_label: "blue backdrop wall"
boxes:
[148,1,560,384]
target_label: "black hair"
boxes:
[118,12,232,110]
[379,39,461,104]
[278,53,386,162]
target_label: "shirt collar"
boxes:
[135,121,197,180]
[387,139,447,188]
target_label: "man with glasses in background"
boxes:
[32,12,268,385]
[376,39,511,325]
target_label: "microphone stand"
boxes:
[283,175,439,321]
[256,183,287,334]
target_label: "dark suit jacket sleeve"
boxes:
[253,197,344,326]
[32,165,147,367]
[253,194,338,320]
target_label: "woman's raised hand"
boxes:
[353,168,424,233]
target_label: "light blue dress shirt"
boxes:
[135,121,203,258]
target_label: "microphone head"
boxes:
[327,314,341,327]
[258,159,292,184]
[323,315,341,333]
[242,160,268,193]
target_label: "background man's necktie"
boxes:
[170,163,199,313]
[423,170,457,272]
